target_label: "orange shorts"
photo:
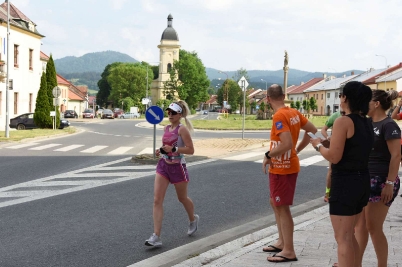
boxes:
[269,172,298,206]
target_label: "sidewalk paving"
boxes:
[173,195,402,267]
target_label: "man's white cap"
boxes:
[166,103,182,113]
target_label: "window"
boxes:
[167,63,172,72]
[14,92,18,114]
[29,93,33,113]
[327,93,330,98]
[14,45,19,67]
[29,49,33,70]
[335,92,339,98]
[290,97,293,100]
[321,94,323,100]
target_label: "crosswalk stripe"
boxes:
[80,145,108,153]
[223,152,262,161]
[54,145,85,152]
[108,146,132,155]
[6,143,40,149]
[29,144,62,150]
[299,155,325,166]
[137,147,153,155]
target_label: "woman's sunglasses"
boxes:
[168,110,179,115]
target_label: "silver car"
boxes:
[120,112,140,119]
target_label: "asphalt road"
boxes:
[0,119,327,266]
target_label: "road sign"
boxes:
[50,111,56,117]
[142,98,150,105]
[238,76,249,91]
[145,106,164,124]
[52,86,61,98]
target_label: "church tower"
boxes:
[150,14,180,103]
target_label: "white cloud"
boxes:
[109,0,128,10]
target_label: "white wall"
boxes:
[0,26,42,131]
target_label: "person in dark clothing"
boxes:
[310,81,374,267]
[355,90,401,267]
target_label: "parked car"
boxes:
[120,112,140,119]
[82,108,94,119]
[64,110,78,118]
[9,113,70,130]
[113,108,124,118]
[101,109,114,119]
[203,111,208,115]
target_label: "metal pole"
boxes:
[242,80,245,139]
[54,101,56,130]
[5,0,10,137]
[146,65,148,110]
[153,124,156,159]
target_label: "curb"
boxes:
[129,197,327,267]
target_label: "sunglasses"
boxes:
[167,110,179,115]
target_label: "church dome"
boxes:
[161,14,179,41]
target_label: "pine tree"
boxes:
[46,54,60,128]
[34,72,52,128]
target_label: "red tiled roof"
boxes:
[205,95,218,104]
[76,85,88,95]
[40,51,49,60]
[57,74,86,101]
[288,78,324,94]
[0,2,33,23]
[363,63,402,85]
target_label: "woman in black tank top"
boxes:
[310,81,373,267]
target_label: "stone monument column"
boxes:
[283,50,289,100]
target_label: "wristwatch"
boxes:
[315,143,323,152]
[172,146,177,153]
[265,151,271,159]
[385,180,395,186]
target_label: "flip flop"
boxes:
[267,254,298,262]
[262,245,282,253]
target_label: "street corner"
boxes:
[131,154,209,165]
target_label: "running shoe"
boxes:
[145,233,162,247]
[187,214,199,236]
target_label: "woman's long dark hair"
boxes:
[342,81,372,116]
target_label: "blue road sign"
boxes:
[145,106,164,124]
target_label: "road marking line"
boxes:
[300,155,325,166]
[6,143,40,149]
[137,147,153,155]
[54,144,85,152]
[80,145,108,153]
[29,144,62,150]
[108,146,132,155]
[223,152,262,161]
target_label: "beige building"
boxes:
[150,14,180,103]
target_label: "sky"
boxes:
[11,0,402,73]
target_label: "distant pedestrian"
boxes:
[262,84,317,263]
[310,81,374,267]
[321,110,345,202]
[355,90,401,267]
[145,101,199,248]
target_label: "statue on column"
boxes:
[284,50,289,68]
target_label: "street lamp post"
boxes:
[376,54,388,90]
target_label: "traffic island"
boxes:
[131,154,209,165]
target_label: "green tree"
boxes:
[34,72,52,128]
[302,99,310,113]
[232,67,250,82]
[216,80,241,111]
[46,54,60,128]
[295,100,301,110]
[290,101,295,108]
[250,101,257,113]
[97,62,120,107]
[121,97,135,112]
[309,97,317,113]
[107,62,152,108]
[260,101,266,112]
[164,49,210,109]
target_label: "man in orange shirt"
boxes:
[262,84,317,263]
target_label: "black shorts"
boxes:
[329,171,370,216]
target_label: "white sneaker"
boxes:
[145,233,162,247]
[187,214,199,236]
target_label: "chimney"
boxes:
[343,74,346,78]
[323,73,327,79]
[351,71,354,75]
[300,81,304,85]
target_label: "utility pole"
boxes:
[5,0,10,138]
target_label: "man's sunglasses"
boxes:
[168,110,179,115]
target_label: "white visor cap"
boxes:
[167,103,182,113]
